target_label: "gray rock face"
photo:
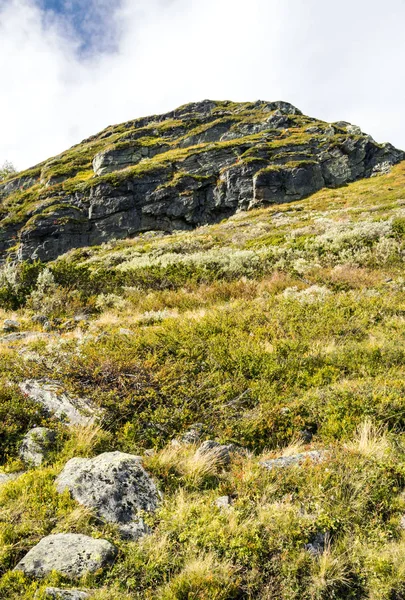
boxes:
[260,450,325,471]
[14,533,117,579]
[56,452,160,539]
[43,588,92,599]
[19,427,56,466]
[4,100,403,262]
[19,380,96,426]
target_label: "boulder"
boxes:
[19,380,96,426]
[19,427,56,466]
[14,534,117,579]
[56,452,160,539]
[260,450,325,471]
[43,588,92,599]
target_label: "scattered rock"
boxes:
[181,423,204,444]
[260,450,325,471]
[43,588,92,599]
[14,533,117,579]
[299,430,314,443]
[305,532,328,556]
[19,427,56,466]
[0,331,53,343]
[32,314,48,325]
[214,495,232,509]
[195,440,236,466]
[119,328,133,336]
[3,319,20,332]
[56,451,160,540]
[19,379,97,426]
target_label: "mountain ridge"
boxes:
[0,99,403,263]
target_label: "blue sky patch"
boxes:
[38,0,121,55]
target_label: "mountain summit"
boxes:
[0,100,403,262]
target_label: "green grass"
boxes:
[1,110,405,597]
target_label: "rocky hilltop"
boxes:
[0,99,403,262]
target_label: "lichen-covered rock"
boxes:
[260,450,325,471]
[19,427,56,466]
[19,380,96,426]
[56,452,160,539]
[43,588,92,599]
[14,534,117,579]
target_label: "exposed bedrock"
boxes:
[1,100,402,262]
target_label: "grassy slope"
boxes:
[1,163,405,598]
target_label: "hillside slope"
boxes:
[0,100,403,262]
[1,106,405,599]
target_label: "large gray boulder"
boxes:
[56,452,160,539]
[43,588,92,599]
[19,427,56,466]
[14,534,116,579]
[19,380,96,426]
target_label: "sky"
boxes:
[0,0,404,170]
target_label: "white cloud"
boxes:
[0,0,404,170]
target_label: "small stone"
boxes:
[214,495,232,509]
[195,440,235,466]
[19,427,56,466]
[56,451,160,540]
[305,532,327,556]
[32,314,48,325]
[3,319,20,332]
[260,450,325,471]
[181,423,204,444]
[14,533,117,579]
[299,430,313,443]
[119,328,133,336]
[43,588,92,599]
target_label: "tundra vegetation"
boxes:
[1,104,405,599]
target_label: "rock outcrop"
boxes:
[19,380,96,426]
[0,100,402,262]
[56,451,160,539]
[14,533,117,579]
